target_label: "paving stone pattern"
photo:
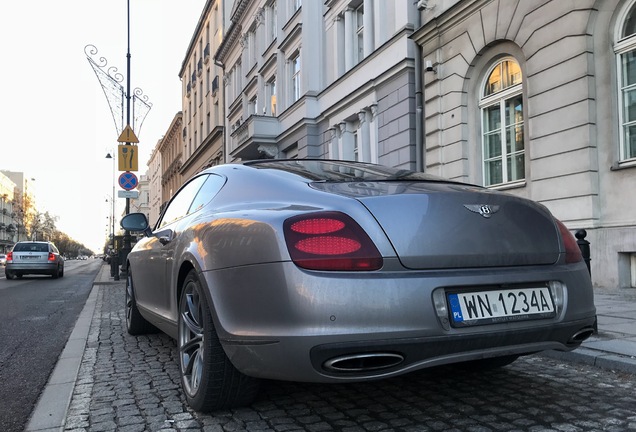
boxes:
[64,285,636,432]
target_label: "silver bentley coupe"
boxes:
[120,159,596,412]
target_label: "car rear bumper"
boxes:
[201,260,597,383]
[221,317,596,382]
[6,262,59,275]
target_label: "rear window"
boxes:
[13,243,49,253]
[244,159,455,183]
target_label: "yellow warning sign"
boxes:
[117,125,139,143]
[118,144,138,171]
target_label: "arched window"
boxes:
[479,58,524,186]
[616,2,636,162]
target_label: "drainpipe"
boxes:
[413,10,423,172]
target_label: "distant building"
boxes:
[147,140,163,228]
[158,113,184,214]
[130,172,151,223]
[0,171,17,252]
[1,170,36,244]
[179,0,226,180]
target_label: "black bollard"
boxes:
[575,229,591,275]
[110,251,120,281]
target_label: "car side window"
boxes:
[158,175,209,229]
[187,174,226,215]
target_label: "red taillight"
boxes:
[556,219,582,263]
[48,253,56,262]
[284,212,383,271]
[6,252,12,262]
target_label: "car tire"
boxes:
[59,266,64,278]
[125,268,156,335]
[5,270,15,280]
[178,269,260,411]
[52,266,60,279]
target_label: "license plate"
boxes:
[447,286,555,327]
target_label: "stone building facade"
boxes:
[178,0,226,182]
[412,0,636,288]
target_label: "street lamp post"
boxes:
[105,151,120,280]
[85,0,151,275]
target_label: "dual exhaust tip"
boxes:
[323,327,597,373]
[568,327,595,345]
[324,352,404,373]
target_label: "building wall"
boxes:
[215,0,420,166]
[0,172,16,252]
[179,0,226,181]
[158,112,184,214]
[147,142,162,227]
[412,0,636,288]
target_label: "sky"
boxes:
[0,0,206,253]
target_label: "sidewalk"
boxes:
[542,286,636,372]
[25,263,636,431]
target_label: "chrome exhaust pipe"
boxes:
[568,327,595,344]
[323,353,404,373]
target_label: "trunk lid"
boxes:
[312,181,561,269]
[12,243,50,264]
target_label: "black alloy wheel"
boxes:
[178,269,259,411]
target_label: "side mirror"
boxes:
[120,213,151,236]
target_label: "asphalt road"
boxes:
[0,258,101,432]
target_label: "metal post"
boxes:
[121,0,132,270]
[575,229,591,275]
[106,152,120,280]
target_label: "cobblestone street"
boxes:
[60,285,636,432]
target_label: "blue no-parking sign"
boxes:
[118,171,138,191]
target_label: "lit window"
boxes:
[480,58,524,186]
[269,76,277,116]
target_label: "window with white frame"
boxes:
[616,2,636,162]
[479,58,524,187]
[355,3,364,64]
[268,1,277,44]
[249,95,258,115]
[353,130,359,161]
[291,53,301,103]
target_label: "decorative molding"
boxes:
[358,110,367,125]
[258,144,278,158]
[255,7,265,26]
[338,121,347,136]
[369,103,378,119]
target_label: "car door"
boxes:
[133,174,210,320]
